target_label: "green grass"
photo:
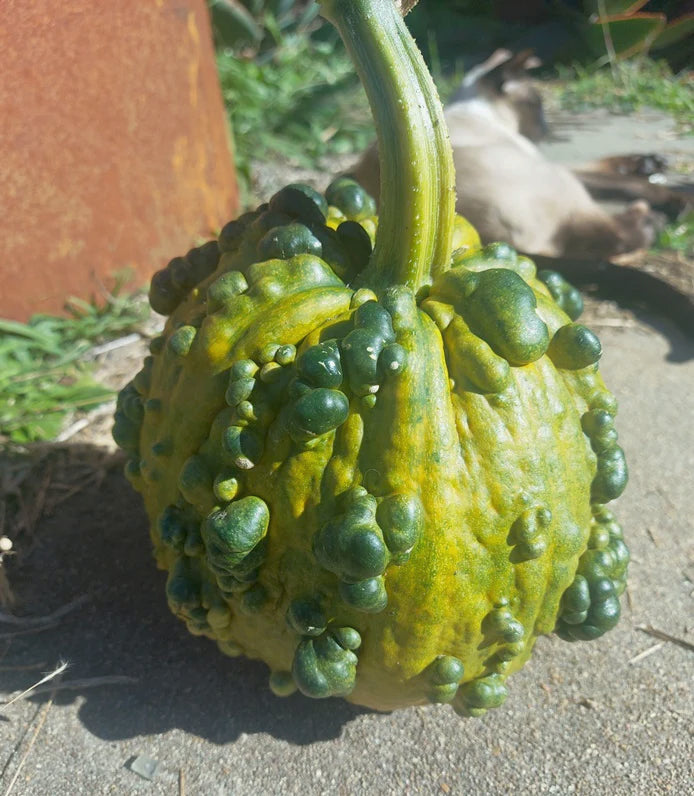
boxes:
[655,211,694,257]
[554,59,694,130]
[217,21,467,205]
[0,288,149,445]
[218,27,373,204]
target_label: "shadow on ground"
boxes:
[2,453,368,746]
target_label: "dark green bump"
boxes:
[217,573,248,594]
[203,496,270,576]
[122,389,144,423]
[151,438,173,457]
[429,683,460,704]
[481,241,517,263]
[377,343,407,378]
[557,553,623,641]
[257,223,323,261]
[296,340,343,388]
[275,344,296,366]
[124,457,141,481]
[258,343,280,364]
[313,495,389,583]
[169,256,196,292]
[132,357,154,395]
[592,446,628,503]
[325,176,376,221]
[226,377,256,407]
[218,219,247,253]
[339,576,388,613]
[213,473,239,503]
[509,508,548,561]
[207,271,249,311]
[186,240,220,283]
[375,494,423,564]
[149,335,165,355]
[332,626,362,650]
[292,630,359,699]
[581,409,618,454]
[341,328,383,392]
[168,325,197,357]
[537,507,552,527]
[165,557,201,618]
[485,606,525,644]
[222,425,263,469]
[178,454,212,507]
[269,183,328,225]
[361,394,377,409]
[249,209,293,241]
[112,410,140,453]
[336,220,373,271]
[537,269,584,321]
[288,378,313,400]
[140,460,160,484]
[548,323,602,370]
[288,388,350,443]
[236,401,256,422]
[229,537,268,579]
[427,656,464,703]
[217,639,243,657]
[259,362,283,384]
[149,268,183,316]
[353,300,396,342]
[144,398,162,413]
[609,537,630,584]
[240,583,268,614]
[230,359,259,380]
[493,641,525,662]
[462,269,550,366]
[458,674,508,714]
[184,525,205,558]
[287,597,327,637]
[560,574,591,625]
[158,505,188,552]
[590,391,618,414]
[206,602,232,632]
[340,487,378,519]
[315,524,388,582]
[269,671,297,697]
[431,655,464,686]
[588,522,611,551]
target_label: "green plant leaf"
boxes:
[586,13,667,58]
[584,0,649,20]
[651,13,694,49]
[208,0,263,49]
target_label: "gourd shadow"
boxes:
[2,446,371,746]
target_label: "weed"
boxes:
[0,289,149,445]
[554,59,694,130]
[655,210,694,257]
[218,27,373,204]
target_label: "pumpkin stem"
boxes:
[320,0,456,294]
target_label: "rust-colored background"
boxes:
[1,0,238,321]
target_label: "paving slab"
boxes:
[1,313,693,796]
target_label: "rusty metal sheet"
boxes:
[0,0,239,320]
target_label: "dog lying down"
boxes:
[348,49,688,260]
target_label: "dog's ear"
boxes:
[503,50,542,81]
[461,48,513,92]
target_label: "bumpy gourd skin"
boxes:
[114,179,629,716]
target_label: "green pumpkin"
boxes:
[114,0,628,717]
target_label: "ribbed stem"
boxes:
[320,0,456,293]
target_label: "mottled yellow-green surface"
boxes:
[113,181,629,716]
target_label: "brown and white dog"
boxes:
[349,49,686,260]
